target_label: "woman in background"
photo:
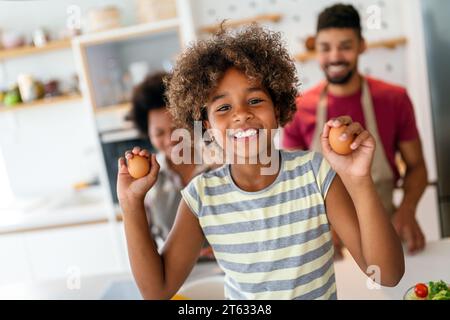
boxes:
[131,72,213,258]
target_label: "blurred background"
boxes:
[0,0,448,299]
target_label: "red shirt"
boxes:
[283,77,419,182]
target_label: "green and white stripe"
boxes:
[181,150,337,300]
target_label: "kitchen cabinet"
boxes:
[73,18,183,207]
[73,18,182,114]
[114,221,132,274]
[0,233,33,286]
[22,223,123,283]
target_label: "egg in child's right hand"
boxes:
[329,125,355,155]
[127,155,150,179]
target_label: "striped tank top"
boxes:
[181,150,337,300]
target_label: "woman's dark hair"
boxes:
[165,25,299,131]
[317,4,362,39]
[131,72,168,134]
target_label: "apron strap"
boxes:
[310,89,328,152]
[310,77,396,214]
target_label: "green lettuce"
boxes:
[428,281,450,300]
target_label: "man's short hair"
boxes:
[317,4,362,39]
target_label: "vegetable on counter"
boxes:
[405,280,450,300]
[428,280,450,300]
[414,283,428,298]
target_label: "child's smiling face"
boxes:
[203,68,279,161]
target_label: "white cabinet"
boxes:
[0,233,33,286]
[115,221,132,274]
[22,223,123,283]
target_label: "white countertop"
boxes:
[0,239,448,299]
[334,238,450,299]
[0,187,112,234]
[0,261,223,300]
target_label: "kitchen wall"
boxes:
[0,0,443,288]
[0,0,438,197]
[189,0,406,89]
[0,0,142,199]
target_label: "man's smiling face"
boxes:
[316,28,366,85]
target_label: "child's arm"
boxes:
[321,117,405,287]
[117,147,205,299]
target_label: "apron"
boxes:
[310,78,396,215]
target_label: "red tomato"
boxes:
[414,283,428,298]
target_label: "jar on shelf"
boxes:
[135,0,177,24]
[17,74,37,103]
[87,6,121,33]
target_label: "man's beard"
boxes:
[325,63,356,85]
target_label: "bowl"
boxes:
[403,286,426,300]
[176,275,225,300]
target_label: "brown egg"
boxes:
[329,125,355,155]
[305,36,316,51]
[127,155,150,179]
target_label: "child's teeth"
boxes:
[234,129,257,138]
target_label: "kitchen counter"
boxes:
[0,239,448,299]
[0,187,113,235]
[0,261,223,300]
[334,238,450,299]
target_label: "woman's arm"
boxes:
[321,117,404,287]
[118,147,205,299]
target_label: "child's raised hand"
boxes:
[116,146,160,207]
[320,116,375,178]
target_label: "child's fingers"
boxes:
[125,150,133,160]
[340,122,363,142]
[350,130,371,150]
[146,154,160,183]
[321,123,333,153]
[117,157,129,174]
[324,116,354,138]
[132,146,141,155]
[325,119,335,129]
[321,122,331,139]
[328,116,353,128]
[139,149,150,158]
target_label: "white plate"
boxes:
[177,275,225,300]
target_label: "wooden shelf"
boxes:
[295,37,407,63]
[74,19,180,46]
[0,39,72,60]
[0,94,82,113]
[94,102,131,114]
[366,37,407,50]
[199,13,283,34]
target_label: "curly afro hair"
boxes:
[165,24,299,131]
[131,72,168,135]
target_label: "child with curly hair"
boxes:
[116,25,404,300]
